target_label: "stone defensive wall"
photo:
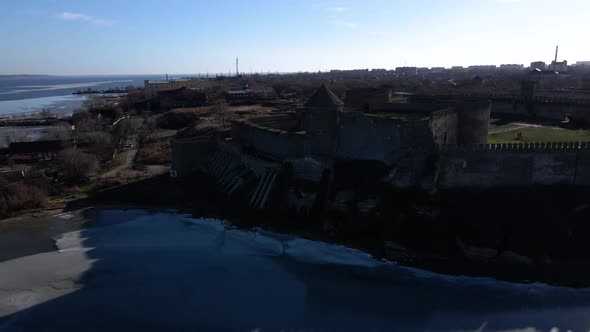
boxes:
[245,113,301,131]
[437,141,590,188]
[413,94,590,123]
[337,112,434,165]
[171,136,214,177]
[231,117,305,160]
[414,93,590,105]
[439,141,590,152]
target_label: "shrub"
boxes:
[137,118,157,144]
[88,178,125,195]
[135,143,171,165]
[41,123,72,141]
[79,131,113,147]
[156,111,200,129]
[56,149,99,185]
[0,183,48,215]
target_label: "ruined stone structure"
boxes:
[170,137,213,177]
[304,85,344,156]
[413,93,590,125]
[229,86,489,164]
[344,88,398,112]
[171,85,590,214]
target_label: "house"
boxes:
[157,87,208,109]
[225,88,276,103]
[9,140,70,162]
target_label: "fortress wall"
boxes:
[532,103,590,122]
[416,94,590,123]
[247,113,301,131]
[171,137,213,177]
[345,89,392,111]
[437,143,590,188]
[456,100,491,145]
[336,113,434,165]
[490,100,521,115]
[575,151,590,185]
[490,99,590,123]
[231,120,305,159]
[431,109,458,145]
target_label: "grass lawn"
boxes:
[488,127,590,144]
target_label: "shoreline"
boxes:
[5,201,590,291]
[84,175,590,288]
[4,174,590,288]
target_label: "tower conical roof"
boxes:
[305,84,344,107]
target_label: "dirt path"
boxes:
[101,138,138,179]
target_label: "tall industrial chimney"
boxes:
[554,45,559,63]
[236,58,239,76]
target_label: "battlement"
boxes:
[231,119,306,159]
[439,141,590,153]
[232,118,305,137]
[414,93,590,106]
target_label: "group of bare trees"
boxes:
[0,179,48,215]
[211,100,232,127]
[55,148,99,185]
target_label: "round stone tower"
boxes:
[455,100,491,145]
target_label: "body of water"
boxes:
[0,125,59,148]
[0,75,163,117]
[1,208,590,331]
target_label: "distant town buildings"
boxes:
[550,60,568,73]
[395,67,418,76]
[225,87,276,103]
[548,45,568,73]
[468,65,497,72]
[144,78,205,99]
[530,61,547,71]
[499,64,524,71]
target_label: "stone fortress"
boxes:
[172,85,590,211]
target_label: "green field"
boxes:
[488,127,590,144]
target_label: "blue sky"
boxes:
[1,0,589,75]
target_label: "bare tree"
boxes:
[9,130,30,143]
[83,95,109,112]
[137,118,157,144]
[39,108,52,119]
[211,100,232,127]
[75,118,99,133]
[41,123,72,141]
[56,149,99,184]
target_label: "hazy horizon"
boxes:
[2,0,589,76]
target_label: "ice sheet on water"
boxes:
[51,211,590,297]
[219,229,284,256]
[53,231,86,251]
[284,238,381,268]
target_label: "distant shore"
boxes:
[0,75,52,78]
